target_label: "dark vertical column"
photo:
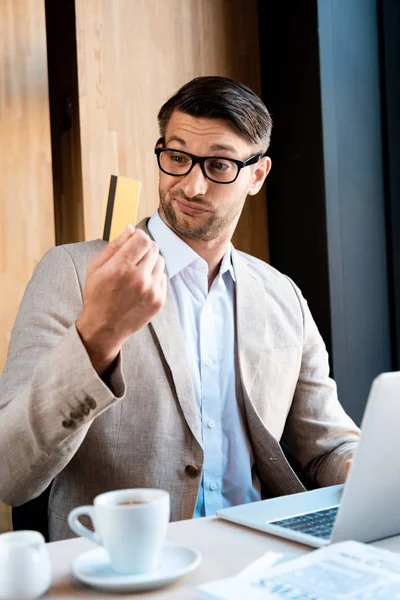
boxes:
[379,0,400,370]
[45,0,84,245]
[258,0,392,424]
[257,1,332,350]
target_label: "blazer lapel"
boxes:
[233,250,305,495]
[136,218,202,448]
[150,288,202,448]
[233,250,268,400]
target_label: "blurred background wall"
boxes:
[0,0,54,533]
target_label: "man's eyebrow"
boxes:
[165,136,238,156]
[166,135,186,146]
[208,143,237,155]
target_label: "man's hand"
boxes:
[76,225,167,375]
[344,459,352,479]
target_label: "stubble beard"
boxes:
[159,187,244,242]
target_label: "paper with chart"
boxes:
[197,540,400,599]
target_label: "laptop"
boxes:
[217,371,400,548]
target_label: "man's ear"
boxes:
[248,156,272,196]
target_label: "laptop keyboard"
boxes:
[269,506,339,539]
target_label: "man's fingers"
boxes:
[152,253,166,282]
[344,459,352,478]
[136,242,160,274]
[109,229,153,270]
[153,257,168,304]
[91,224,135,270]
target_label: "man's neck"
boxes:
[157,211,232,289]
[180,235,229,290]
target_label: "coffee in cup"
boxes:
[68,488,170,574]
[118,500,148,505]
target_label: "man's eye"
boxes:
[209,160,231,171]
[171,154,188,163]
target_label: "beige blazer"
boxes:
[0,219,359,541]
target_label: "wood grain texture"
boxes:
[74,0,269,260]
[0,0,54,531]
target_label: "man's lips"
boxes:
[174,198,209,215]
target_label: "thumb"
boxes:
[344,459,352,479]
[91,224,135,270]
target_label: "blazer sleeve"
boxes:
[0,246,126,506]
[282,277,360,487]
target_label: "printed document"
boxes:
[197,541,400,599]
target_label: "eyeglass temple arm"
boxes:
[243,153,263,167]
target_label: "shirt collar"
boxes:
[147,210,236,282]
[219,241,236,283]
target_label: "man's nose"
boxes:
[180,163,208,198]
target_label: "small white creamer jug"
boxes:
[0,530,52,600]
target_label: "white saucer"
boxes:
[71,542,202,592]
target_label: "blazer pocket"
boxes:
[261,346,299,364]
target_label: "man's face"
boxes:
[158,111,270,243]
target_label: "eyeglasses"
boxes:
[154,139,262,184]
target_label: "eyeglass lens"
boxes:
[159,149,239,183]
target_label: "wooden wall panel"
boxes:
[75,0,269,260]
[0,1,54,367]
[0,0,54,531]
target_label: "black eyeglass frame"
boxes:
[154,138,263,184]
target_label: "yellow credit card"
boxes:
[102,174,141,241]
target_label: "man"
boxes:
[0,76,359,541]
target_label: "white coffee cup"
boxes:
[68,488,170,574]
[0,530,52,600]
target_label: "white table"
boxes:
[46,516,400,598]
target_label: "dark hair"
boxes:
[157,76,272,153]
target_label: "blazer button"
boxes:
[79,402,90,416]
[85,396,97,410]
[185,464,199,479]
[62,419,75,429]
[70,409,83,421]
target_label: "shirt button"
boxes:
[209,480,218,491]
[207,419,215,428]
[205,358,212,367]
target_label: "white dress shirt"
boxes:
[148,210,261,516]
